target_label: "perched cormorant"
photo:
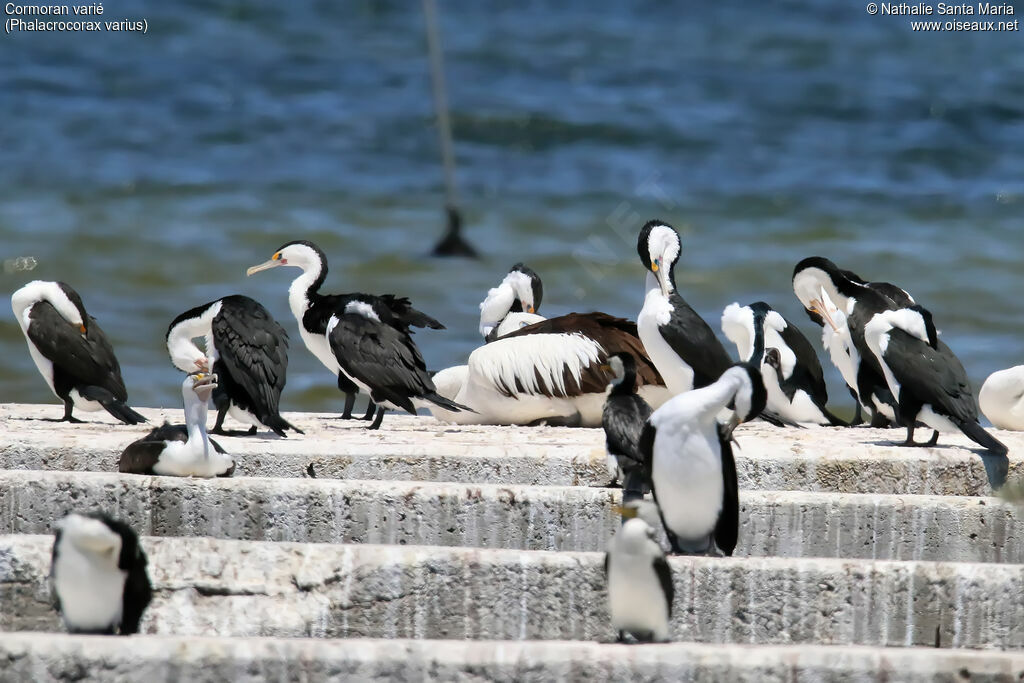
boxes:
[721,301,846,426]
[247,240,445,421]
[119,372,235,477]
[166,295,301,437]
[11,280,146,425]
[641,363,767,556]
[601,352,653,498]
[325,299,472,429]
[50,512,152,635]
[863,305,1007,455]
[605,500,673,643]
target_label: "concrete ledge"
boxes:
[3,536,1022,649]
[0,471,1018,562]
[2,634,1024,683]
[1,403,1018,494]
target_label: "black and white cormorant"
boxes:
[324,299,471,429]
[794,255,917,428]
[11,281,146,425]
[792,257,914,427]
[640,363,767,556]
[50,511,152,635]
[721,301,846,426]
[636,221,733,395]
[166,295,301,437]
[601,352,653,497]
[980,365,1024,431]
[863,304,1007,455]
[478,262,545,341]
[119,372,235,477]
[428,313,671,427]
[605,500,673,643]
[246,240,446,422]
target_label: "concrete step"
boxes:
[3,633,1023,683]
[1,403,1016,494]
[0,470,1018,563]
[3,535,1021,649]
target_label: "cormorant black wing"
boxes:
[213,297,289,421]
[27,304,128,400]
[602,395,653,469]
[882,330,978,423]
[328,314,433,414]
[777,316,829,404]
[660,294,733,388]
[379,294,445,330]
[714,424,739,557]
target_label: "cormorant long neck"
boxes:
[287,253,328,325]
[693,370,745,422]
[183,386,211,459]
[749,312,766,364]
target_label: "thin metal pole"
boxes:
[423,0,458,208]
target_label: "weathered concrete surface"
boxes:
[3,535,1023,649]
[1,403,1019,494]
[3,634,1024,683]
[0,470,1018,562]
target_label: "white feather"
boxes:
[980,366,1024,430]
[607,518,671,641]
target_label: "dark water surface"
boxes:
[2,1,1022,417]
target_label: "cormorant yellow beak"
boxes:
[247,252,283,276]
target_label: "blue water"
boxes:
[2,0,1022,415]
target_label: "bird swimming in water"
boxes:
[119,372,235,477]
[605,500,673,644]
[166,295,301,437]
[641,363,767,556]
[50,511,152,635]
[11,280,146,425]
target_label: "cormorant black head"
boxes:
[507,263,543,314]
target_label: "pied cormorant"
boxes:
[166,295,301,437]
[601,352,653,498]
[792,257,913,427]
[119,372,235,477]
[721,301,846,426]
[605,500,673,643]
[641,363,767,556]
[50,512,152,635]
[325,298,471,429]
[247,240,445,422]
[862,305,1007,455]
[11,280,146,425]
[980,366,1024,431]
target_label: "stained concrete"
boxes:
[4,535,1023,649]
[0,403,1018,494]
[3,634,1024,683]
[0,470,1018,562]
